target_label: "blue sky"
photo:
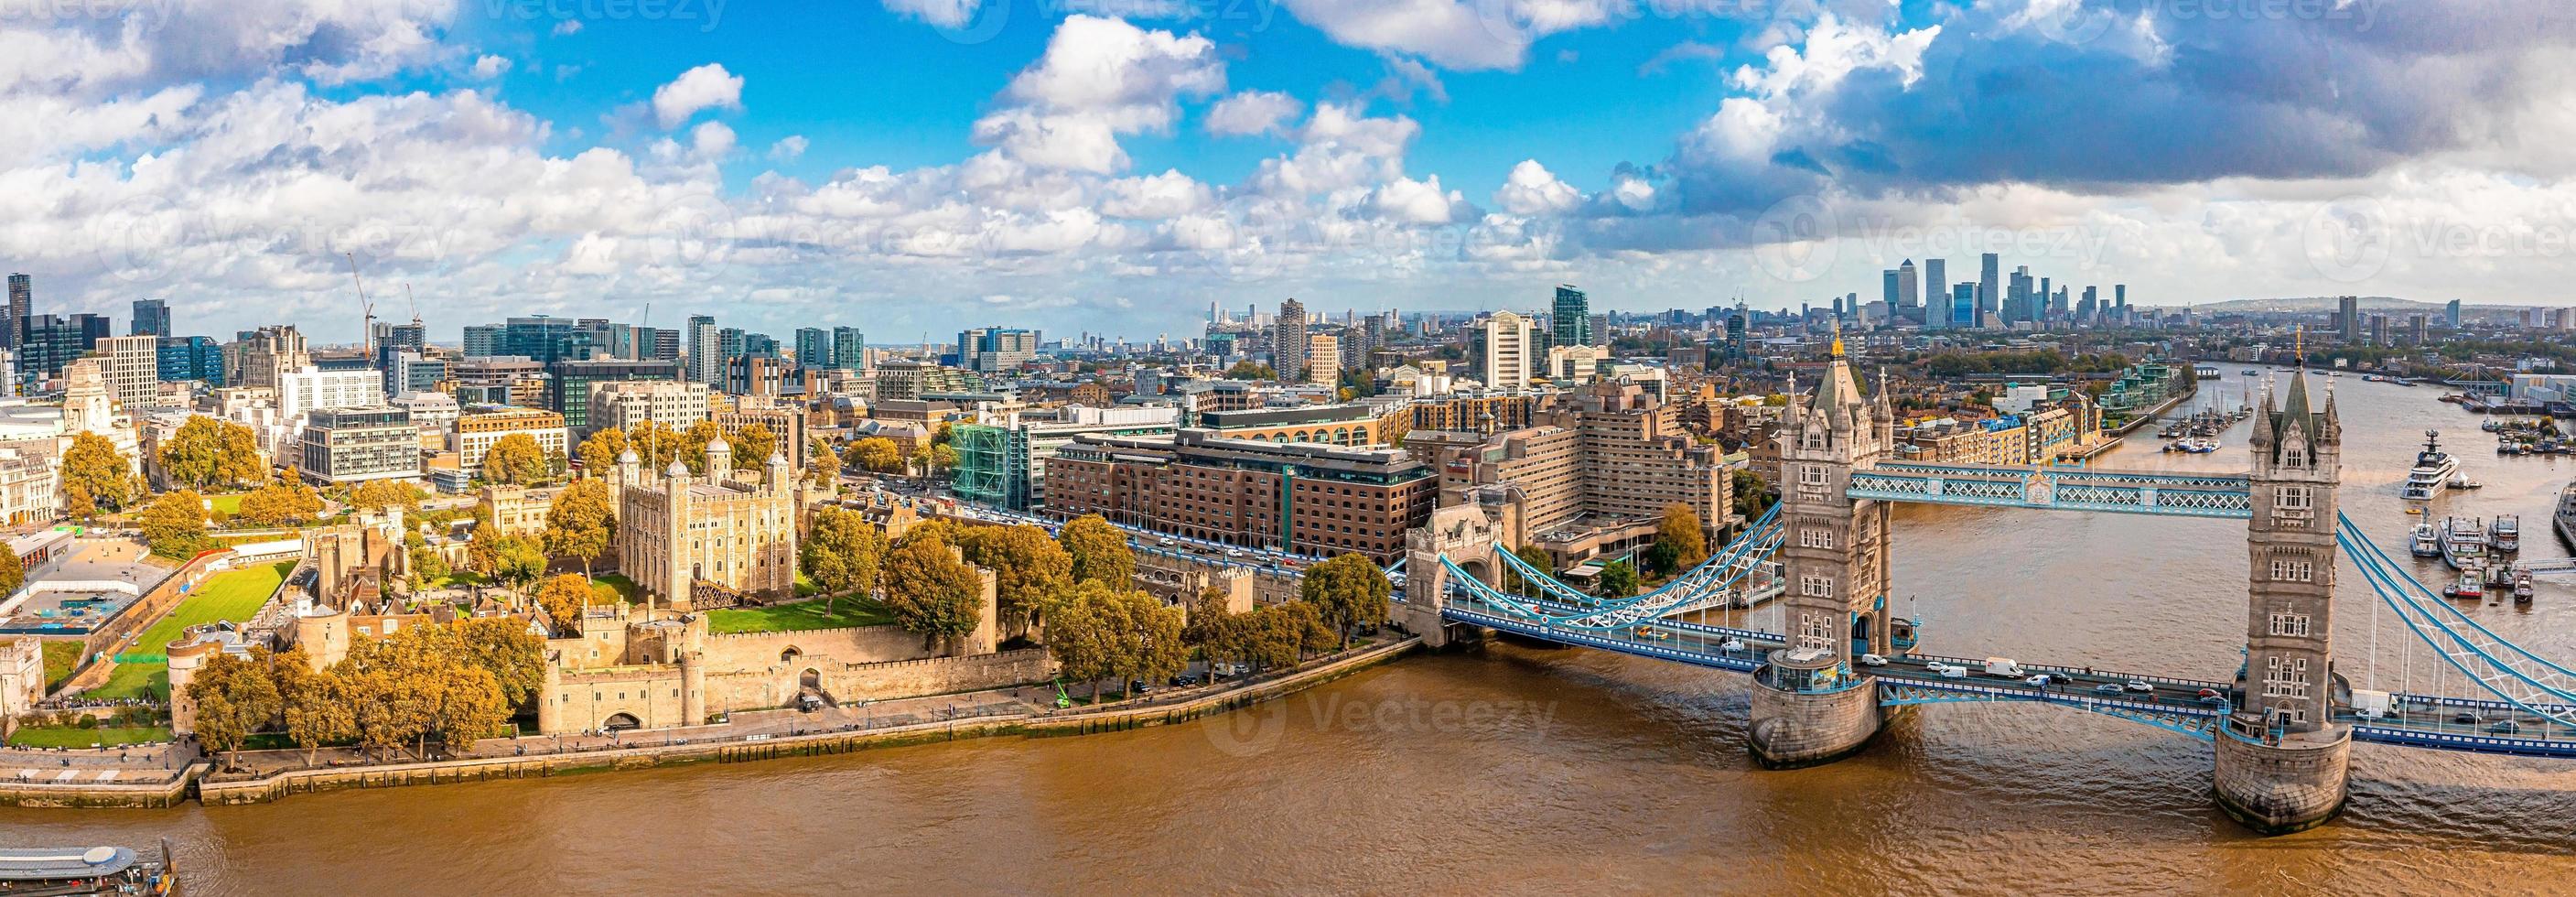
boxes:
[4,0,2571,343]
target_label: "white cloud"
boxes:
[1101,170,1213,219]
[552,19,583,36]
[691,121,737,158]
[651,63,743,129]
[469,55,512,80]
[1494,160,1581,216]
[768,135,809,161]
[1205,90,1302,137]
[1276,0,1621,70]
[1370,174,1474,224]
[882,0,982,28]
[970,15,1223,173]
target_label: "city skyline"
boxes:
[4,3,2572,342]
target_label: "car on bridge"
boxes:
[1858,654,1887,666]
[2124,679,2154,693]
[1719,638,1747,653]
[2095,683,2127,695]
[2024,674,2053,688]
[2195,688,2228,705]
[2490,720,2522,734]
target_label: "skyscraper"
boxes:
[2445,298,2462,328]
[832,327,866,370]
[1897,259,1919,313]
[1952,284,1978,330]
[4,274,27,351]
[1924,259,1947,327]
[793,328,830,368]
[686,315,721,385]
[1273,297,1309,383]
[1978,254,2000,325]
[1552,285,1592,348]
[131,298,169,337]
[2337,295,2362,344]
[1480,310,1536,390]
[1881,269,1900,312]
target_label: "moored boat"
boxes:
[2441,515,2488,570]
[2403,431,2461,502]
[2443,569,2486,600]
[0,840,177,895]
[2411,523,2441,557]
[2556,483,2576,550]
[2493,514,2521,554]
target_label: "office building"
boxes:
[18,313,109,384]
[1274,298,1309,382]
[958,327,1040,373]
[1552,285,1592,348]
[1924,259,1947,327]
[1952,283,1978,330]
[3,274,26,351]
[948,405,1180,511]
[1047,429,1439,563]
[462,324,502,358]
[452,407,568,472]
[2445,299,2463,329]
[1408,380,1733,567]
[156,336,222,384]
[1897,260,1919,313]
[587,380,711,438]
[277,365,385,419]
[96,335,162,410]
[686,315,721,385]
[227,325,309,390]
[831,327,865,370]
[1307,334,1340,385]
[299,407,419,485]
[1480,310,1538,391]
[1978,254,2000,323]
[794,328,829,369]
[548,359,683,432]
[2338,295,2362,344]
[130,299,169,337]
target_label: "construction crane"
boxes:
[404,283,420,329]
[345,252,375,358]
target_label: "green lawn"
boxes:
[133,560,294,652]
[423,570,490,590]
[90,662,168,702]
[90,561,293,701]
[794,572,819,597]
[5,725,172,749]
[204,492,245,515]
[39,641,82,691]
[706,598,894,634]
[590,573,642,604]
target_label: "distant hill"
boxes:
[2190,296,2443,314]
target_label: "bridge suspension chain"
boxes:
[2336,513,2576,728]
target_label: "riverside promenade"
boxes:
[0,635,1421,808]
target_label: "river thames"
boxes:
[5,369,2574,895]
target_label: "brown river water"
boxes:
[4,369,2575,895]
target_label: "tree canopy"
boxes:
[350,479,424,512]
[542,479,616,576]
[471,533,548,592]
[1044,579,1187,701]
[236,482,324,526]
[61,431,135,515]
[158,416,265,491]
[1299,554,1391,648]
[577,427,629,476]
[799,506,888,614]
[880,531,983,644]
[729,423,777,470]
[1057,514,1134,588]
[481,433,548,485]
[140,489,213,558]
[1652,503,1708,576]
[846,437,903,474]
[955,524,1072,632]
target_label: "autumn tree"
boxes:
[350,479,424,512]
[271,655,354,766]
[1596,560,1640,600]
[0,547,22,600]
[1057,514,1134,587]
[955,524,1071,633]
[846,437,902,474]
[805,438,842,487]
[60,431,135,515]
[577,427,629,476]
[678,420,726,475]
[158,416,265,491]
[139,489,213,558]
[186,649,284,762]
[534,573,598,632]
[1299,554,1391,649]
[1652,503,1709,576]
[542,478,616,577]
[799,507,887,614]
[334,624,510,760]
[622,420,685,470]
[880,531,983,647]
[729,423,777,470]
[236,482,324,526]
[456,615,547,710]
[472,533,548,593]
[480,433,548,485]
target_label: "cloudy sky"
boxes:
[7,0,2574,344]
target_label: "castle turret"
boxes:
[703,436,732,484]
[679,652,707,726]
[537,653,565,734]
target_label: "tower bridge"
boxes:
[1398,340,2576,835]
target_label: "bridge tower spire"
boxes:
[2217,362,2351,833]
[1747,336,1894,768]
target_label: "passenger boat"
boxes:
[0,841,177,895]
[2402,431,2461,502]
[2515,568,2536,604]
[2442,570,2486,600]
[2492,514,2521,554]
[2441,515,2488,570]
[2555,483,2576,550]
[2411,523,2441,557]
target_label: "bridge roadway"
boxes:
[1439,589,2576,756]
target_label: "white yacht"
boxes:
[2411,523,2441,558]
[2403,430,2461,502]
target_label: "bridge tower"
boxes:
[2217,366,2351,833]
[1400,503,1503,648]
[1747,334,1896,768]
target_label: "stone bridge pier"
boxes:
[1401,504,1502,649]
